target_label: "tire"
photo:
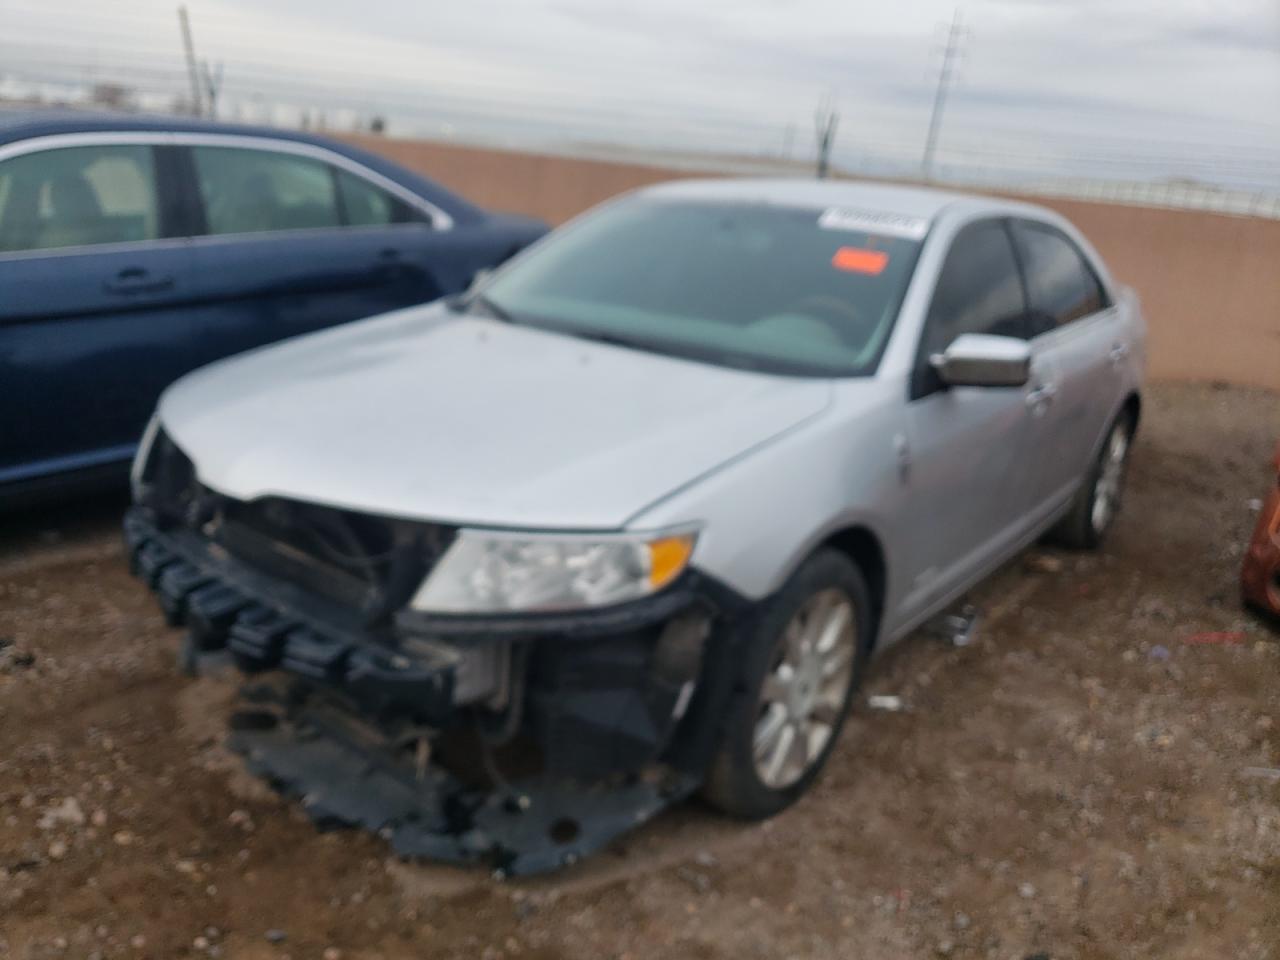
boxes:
[702,549,872,819]
[1053,410,1135,549]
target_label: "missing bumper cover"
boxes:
[125,508,728,873]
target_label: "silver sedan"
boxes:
[130,178,1144,860]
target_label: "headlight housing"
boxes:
[409,529,698,614]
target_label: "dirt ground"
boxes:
[2,381,1278,960]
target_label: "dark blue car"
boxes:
[0,110,547,502]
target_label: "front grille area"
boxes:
[216,497,454,619]
[140,429,455,622]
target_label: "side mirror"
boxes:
[466,268,494,294]
[930,333,1031,388]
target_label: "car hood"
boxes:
[159,305,833,529]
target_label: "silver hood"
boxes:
[158,304,833,529]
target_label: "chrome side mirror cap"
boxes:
[930,333,1031,388]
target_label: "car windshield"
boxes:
[481,197,924,377]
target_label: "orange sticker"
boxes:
[832,247,889,275]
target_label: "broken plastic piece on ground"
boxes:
[924,604,980,648]
[1184,631,1246,645]
[867,694,904,712]
[1148,644,1171,661]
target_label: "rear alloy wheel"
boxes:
[1090,423,1130,535]
[1055,411,1134,549]
[703,550,870,819]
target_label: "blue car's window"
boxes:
[336,169,421,227]
[193,146,341,236]
[0,145,160,254]
[482,198,923,377]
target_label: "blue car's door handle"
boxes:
[104,267,175,295]
[369,248,409,281]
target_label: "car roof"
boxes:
[0,106,345,147]
[0,106,485,223]
[639,176,1046,225]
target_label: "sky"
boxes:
[1,0,1278,189]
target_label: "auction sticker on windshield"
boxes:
[831,247,890,274]
[818,207,929,240]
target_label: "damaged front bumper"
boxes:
[124,507,744,874]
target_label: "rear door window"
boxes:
[1011,220,1108,334]
[0,144,160,253]
[192,146,340,235]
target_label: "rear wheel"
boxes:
[1054,411,1134,549]
[702,550,870,819]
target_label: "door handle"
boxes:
[104,267,174,295]
[370,248,405,279]
[1025,383,1059,410]
[1108,342,1130,365]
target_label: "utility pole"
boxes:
[201,60,224,119]
[922,8,964,181]
[814,95,838,180]
[178,5,203,117]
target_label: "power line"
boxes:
[1,41,1276,192]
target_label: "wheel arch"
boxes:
[1122,390,1142,431]
[1086,390,1142,467]
[820,525,887,650]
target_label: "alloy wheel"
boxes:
[752,588,857,790]
[1091,423,1131,534]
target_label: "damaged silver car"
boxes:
[126,179,1145,873]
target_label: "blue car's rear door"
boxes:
[0,136,195,489]
[177,141,465,367]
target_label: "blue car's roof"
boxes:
[0,107,484,224]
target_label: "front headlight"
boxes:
[409,529,698,614]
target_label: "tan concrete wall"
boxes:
[344,134,1280,392]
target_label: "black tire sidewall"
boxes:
[704,549,873,819]
[1056,410,1135,550]
[1083,413,1135,547]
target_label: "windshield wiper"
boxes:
[563,328,843,377]
[567,329,654,351]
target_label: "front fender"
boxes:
[628,386,904,608]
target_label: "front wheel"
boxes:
[1054,411,1134,549]
[702,550,871,819]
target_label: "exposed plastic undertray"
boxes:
[226,692,698,876]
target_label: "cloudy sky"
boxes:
[1,0,1278,188]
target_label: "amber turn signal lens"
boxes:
[648,534,696,589]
